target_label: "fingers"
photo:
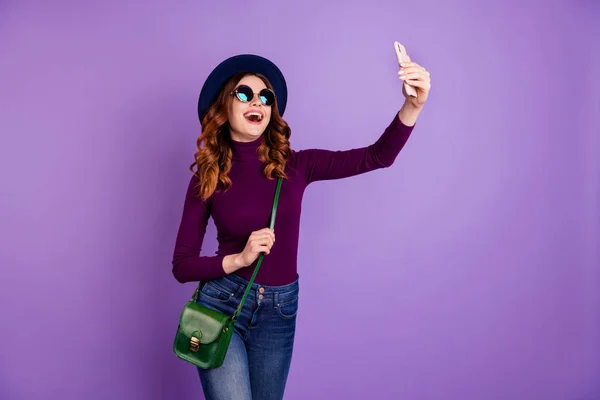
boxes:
[251,242,272,255]
[399,61,421,68]
[399,68,430,80]
[252,235,274,247]
[399,61,431,93]
[249,231,275,255]
[250,228,275,241]
[399,61,429,77]
[253,243,272,255]
[398,69,429,78]
[403,79,431,90]
[400,74,429,84]
[396,56,431,104]
[253,227,275,236]
[245,228,276,258]
[398,66,424,75]
[251,231,275,240]
[399,73,427,82]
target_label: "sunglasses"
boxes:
[231,85,276,107]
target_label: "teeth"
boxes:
[244,112,263,121]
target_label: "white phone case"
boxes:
[394,41,417,98]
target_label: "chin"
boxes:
[229,120,268,141]
[247,125,267,137]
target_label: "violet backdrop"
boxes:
[1,1,598,399]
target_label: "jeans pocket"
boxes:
[277,296,298,319]
[200,282,234,304]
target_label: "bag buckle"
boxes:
[190,337,200,352]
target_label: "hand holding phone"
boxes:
[394,41,418,98]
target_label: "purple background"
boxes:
[1,1,598,399]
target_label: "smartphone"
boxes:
[394,41,417,98]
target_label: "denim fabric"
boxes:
[194,273,299,400]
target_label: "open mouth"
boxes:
[244,111,264,124]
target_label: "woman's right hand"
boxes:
[223,228,275,273]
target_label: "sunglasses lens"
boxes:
[235,86,253,102]
[259,89,275,106]
[234,85,276,106]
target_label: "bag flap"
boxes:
[179,301,230,344]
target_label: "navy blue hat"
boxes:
[197,54,288,122]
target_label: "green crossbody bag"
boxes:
[173,177,283,369]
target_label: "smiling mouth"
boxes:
[244,112,264,124]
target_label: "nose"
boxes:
[250,93,263,107]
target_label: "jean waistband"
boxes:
[204,273,299,303]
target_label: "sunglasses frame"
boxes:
[231,85,276,107]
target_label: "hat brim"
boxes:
[197,54,287,122]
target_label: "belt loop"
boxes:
[274,292,280,306]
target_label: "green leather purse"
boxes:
[173,177,283,369]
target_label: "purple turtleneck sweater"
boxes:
[172,113,415,286]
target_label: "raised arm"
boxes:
[299,49,431,184]
[299,106,417,184]
[171,175,226,283]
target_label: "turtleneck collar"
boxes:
[229,134,263,162]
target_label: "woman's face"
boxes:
[227,75,272,142]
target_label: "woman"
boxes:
[172,53,431,399]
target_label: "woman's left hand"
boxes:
[399,59,431,108]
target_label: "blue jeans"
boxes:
[194,273,299,400]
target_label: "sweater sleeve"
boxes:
[298,113,415,184]
[171,175,226,283]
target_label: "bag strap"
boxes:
[190,177,283,322]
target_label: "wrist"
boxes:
[233,253,247,269]
[398,101,422,126]
[403,100,423,112]
[223,253,245,274]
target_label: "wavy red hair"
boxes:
[189,72,291,200]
